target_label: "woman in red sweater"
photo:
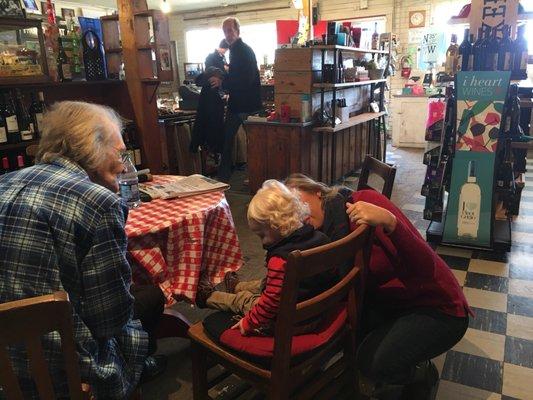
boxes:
[285,174,470,400]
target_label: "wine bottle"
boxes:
[472,27,486,71]
[445,34,459,75]
[57,36,72,82]
[458,28,472,71]
[498,25,513,71]
[14,89,34,142]
[484,27,499,71]
[1,157,9,174]
[457,160,481,239]
[2,92,20,144]
[29,92,45,138]
[371,22,379,50]
[512,24,528,79]
[0,100,7,144]
[16,154,25,170]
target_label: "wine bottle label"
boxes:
[468,55,473,71]
[503,52,512,70]
[29,123,34,134]
[134,149,142,165]
[6,115,18,132]
[520,52,528,70]
[35,113,44,130]
[457,54,462,71]
[62,63,72,79]
[21,129,32,141]
[487,54,497,70]
[0,126,7,143]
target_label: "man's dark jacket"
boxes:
[223,38,262,113]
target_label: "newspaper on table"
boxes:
[139,174,229,200]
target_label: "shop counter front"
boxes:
[244,118,372,192]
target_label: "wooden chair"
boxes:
[357,155,397,199]
[0,291,85,400]
[188,224,373,400]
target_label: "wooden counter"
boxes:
[244,119,372,192]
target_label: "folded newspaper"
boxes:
[139,175,229,200]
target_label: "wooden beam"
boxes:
[118,0,166,174]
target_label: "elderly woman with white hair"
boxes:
[0,101,166,399]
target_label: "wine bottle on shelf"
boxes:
[0,104,7,144]
[503,84,521,137]
[512,24,528,79]
[457,160,481,239]
[15,89,34,142]
[29,92,45,138]
[2,92,20,144]
[16,154,25,170]
[484,27,499,71]
[1,157,9,174]
[371,22,379,50]
[57,36,72,82]
[497,25,513,71]
[445,34,459,75]
[472,27,486,71]
[458,28,472,71]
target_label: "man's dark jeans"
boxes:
[356,307,469,385]
[131,284,166,355]
[217,111,252,182]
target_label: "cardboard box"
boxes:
[275,48,329,71]
[275,71,315,94]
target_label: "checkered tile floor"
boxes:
[385,149,533,400]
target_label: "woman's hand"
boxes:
[346,201,397,233]
[231,318,247,336]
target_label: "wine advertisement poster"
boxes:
[443,71,510,247]
[455,71,511,152]
[443,151,495,247]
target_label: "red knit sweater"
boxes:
[351,190,471,318]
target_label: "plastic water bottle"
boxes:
[118,152,141,208]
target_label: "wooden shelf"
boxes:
[141,78,161,83]
[0,80,124,89]
[312,45,389,54]
[134,10,152,16]
[101,14,119,21]
[313,111,386,133]
[313,79,386,89]
[105,48,123,54]
[0,139,39,151]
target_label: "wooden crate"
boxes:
[275,93,305,119]
[274,48,326,71]
[275,71,314,94]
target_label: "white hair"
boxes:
[36,101,122,173]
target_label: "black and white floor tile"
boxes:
[385,148,533,400]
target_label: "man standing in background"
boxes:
[210,17,262,183]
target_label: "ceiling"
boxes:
[63,0,262,13]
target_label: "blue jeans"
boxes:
[217,112,252,182]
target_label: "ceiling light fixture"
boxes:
[161,0,171,13]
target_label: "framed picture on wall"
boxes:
[22,0,38,12]
[61,8,75,19]
[0,0,25,17]
[40,1,55,15]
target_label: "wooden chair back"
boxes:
[0,291,83,400]
[269,224,373,396]
[357,155,397,199]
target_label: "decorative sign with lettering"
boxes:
[469,0,519,38]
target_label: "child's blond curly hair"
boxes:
[247,180,309,237]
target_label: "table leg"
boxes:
[154,308,192,339]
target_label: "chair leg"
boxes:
[191,342,209,400]
[344,333,360,400]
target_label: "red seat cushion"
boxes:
[219,305,347,358]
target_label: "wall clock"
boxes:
[409,10,426,28]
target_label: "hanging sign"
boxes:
[443,71,511,248]
[469,0,519,38]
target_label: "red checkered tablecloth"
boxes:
[125,175,243,305]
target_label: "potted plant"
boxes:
[367,59,384,80]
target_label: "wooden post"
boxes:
[118,0,166,174]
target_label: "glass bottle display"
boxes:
[457,160,481,239]
[118,152,141,208]
[2,92,20,144]
[57,37,72,82]
[497,25,513,71]
[458,29,472,71]
[472,27,486,71]
[445,34,459,75]
[512,24,528,78]
[484,27,499,71]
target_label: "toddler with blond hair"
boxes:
[197,179,333,336]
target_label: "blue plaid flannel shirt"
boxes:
[0,157,148,399]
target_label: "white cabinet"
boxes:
[391,95,429,148]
